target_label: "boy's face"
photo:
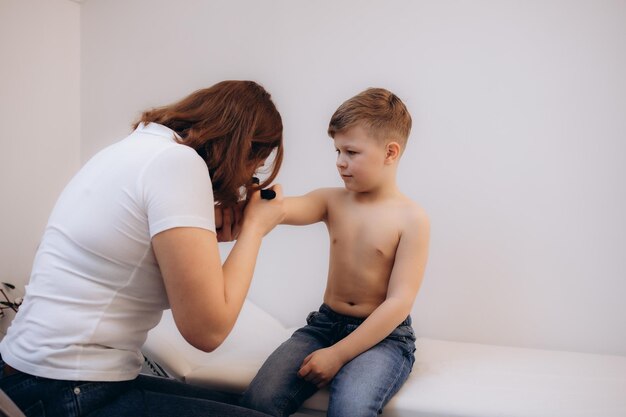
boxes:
[333,125,388,192]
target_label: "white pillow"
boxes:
[142,299,290,379]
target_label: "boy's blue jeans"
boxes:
[241,304,416,417]
[0,357,270,417]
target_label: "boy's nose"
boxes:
[336,156,347,168]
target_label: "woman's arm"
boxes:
[152,187,284,352]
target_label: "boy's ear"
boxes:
[384,141,401,164]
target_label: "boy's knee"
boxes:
[241,388,287,417]
[328,394,381,417]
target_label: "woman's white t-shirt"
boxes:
[0,122,215,381]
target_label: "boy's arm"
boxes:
[298,209,430,387]
[282,188,333,226]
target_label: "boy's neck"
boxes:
[349,181,401,203]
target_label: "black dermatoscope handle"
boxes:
[252,177,276,200]
[260,189,276,200]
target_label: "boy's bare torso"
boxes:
[323,188,418,318]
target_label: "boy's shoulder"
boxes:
[394,193,430,231]
[313,189,429,225]
[309,187,349,200]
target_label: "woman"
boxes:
[0,81,284,416]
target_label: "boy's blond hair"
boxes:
[328,88,412,151]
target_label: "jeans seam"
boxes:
[282,380,314,417]
[374,350,408,414]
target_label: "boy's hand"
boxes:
[297,347,345,388]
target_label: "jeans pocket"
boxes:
[23,401,45,417]
[387,325,416,359]
[401,337,416,358]
[72,381,129,416]
[306,310,330,325]
[305,311,318,324]
[393,325,416,342]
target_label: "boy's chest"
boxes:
[326,204,403,259]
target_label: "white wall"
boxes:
[78,0,625,356]
[0,0,81,333]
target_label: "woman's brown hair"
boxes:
[134,80,283,206]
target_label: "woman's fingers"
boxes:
[232,202,244,239]
[271,184,283,199]
[217,206,234,242]
[214,206,223,229]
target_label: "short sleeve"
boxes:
[140,144,215,237]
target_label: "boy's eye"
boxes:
[347,150,357,155]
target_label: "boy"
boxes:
[241,88,430,417]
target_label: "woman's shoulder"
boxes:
[138,140,210,189]
[144,140,204,168]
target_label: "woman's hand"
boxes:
[242,184,285,237]
[297,347,345,388]
[214,203,245,242]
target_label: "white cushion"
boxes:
[142,299,290,381]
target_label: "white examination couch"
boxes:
[142,300,626,417]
